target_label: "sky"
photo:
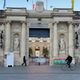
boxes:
[0,0,80,11]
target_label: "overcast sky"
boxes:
[0,0,80,11]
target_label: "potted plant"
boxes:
[42,47,49,58]
[29,48,33,58]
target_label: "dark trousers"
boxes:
[38,62,40,66]
[22,62,26,66]
[67,61,71,68]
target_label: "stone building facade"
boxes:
[0,1,80,66]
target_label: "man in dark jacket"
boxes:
[22,56,26,66]
[65,55,72,68]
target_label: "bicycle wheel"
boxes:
[61,64,72,71]
[70,64,76,71]
[61,64,68,71]
[61,63,76,71]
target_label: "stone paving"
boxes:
[0,64,80,80]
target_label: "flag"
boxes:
[33,3,36,10]
[3,0,6,8]
[72,0,74,11]
[26,0,29,2]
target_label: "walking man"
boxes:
[22,56,27,66]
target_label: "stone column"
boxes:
[21,22,26,63]
[69,22,74,57]
[53,22,58,58]
[26,23,29,65]
[49,23,53,66]
[5,21,11,53]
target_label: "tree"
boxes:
[42,47,49,58]
[29,48,33,58]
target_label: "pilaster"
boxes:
[5,21,11,53]
[49,23,53,66]
[26,23,30,65]
[53,22,58,58]
[69,22,74,57]
[21,21,26,63]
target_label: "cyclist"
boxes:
[65,55,72,68]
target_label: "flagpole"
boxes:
[3,0,6,9]
[72,0,74,11]
[46,0,47,10]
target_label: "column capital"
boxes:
[1,22,5,25]
[68,21,73,24]
[5,20,11,24]
[1,23,5,26]
[21,21,27,29]
[21,21,27,24]
[48,23,53,28]
[73,23,79,27]
[53,21,59,24]
[26,23,30,27]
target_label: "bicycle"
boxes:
[61,60,76,71]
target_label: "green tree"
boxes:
[42,47,49,58]
[29,48,33,57]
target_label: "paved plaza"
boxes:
[0,64,80,80]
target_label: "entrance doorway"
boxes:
[35,47,40,57]
[29,28,50,65]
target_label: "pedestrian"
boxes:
[22,56,27,66]
[65,55,72,68]
[38,62,40,66]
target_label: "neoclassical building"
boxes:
[0,1,80,66]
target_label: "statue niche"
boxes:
[58,34,66,57]
[13,33,20,51]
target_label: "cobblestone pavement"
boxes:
[0,64,80,80]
